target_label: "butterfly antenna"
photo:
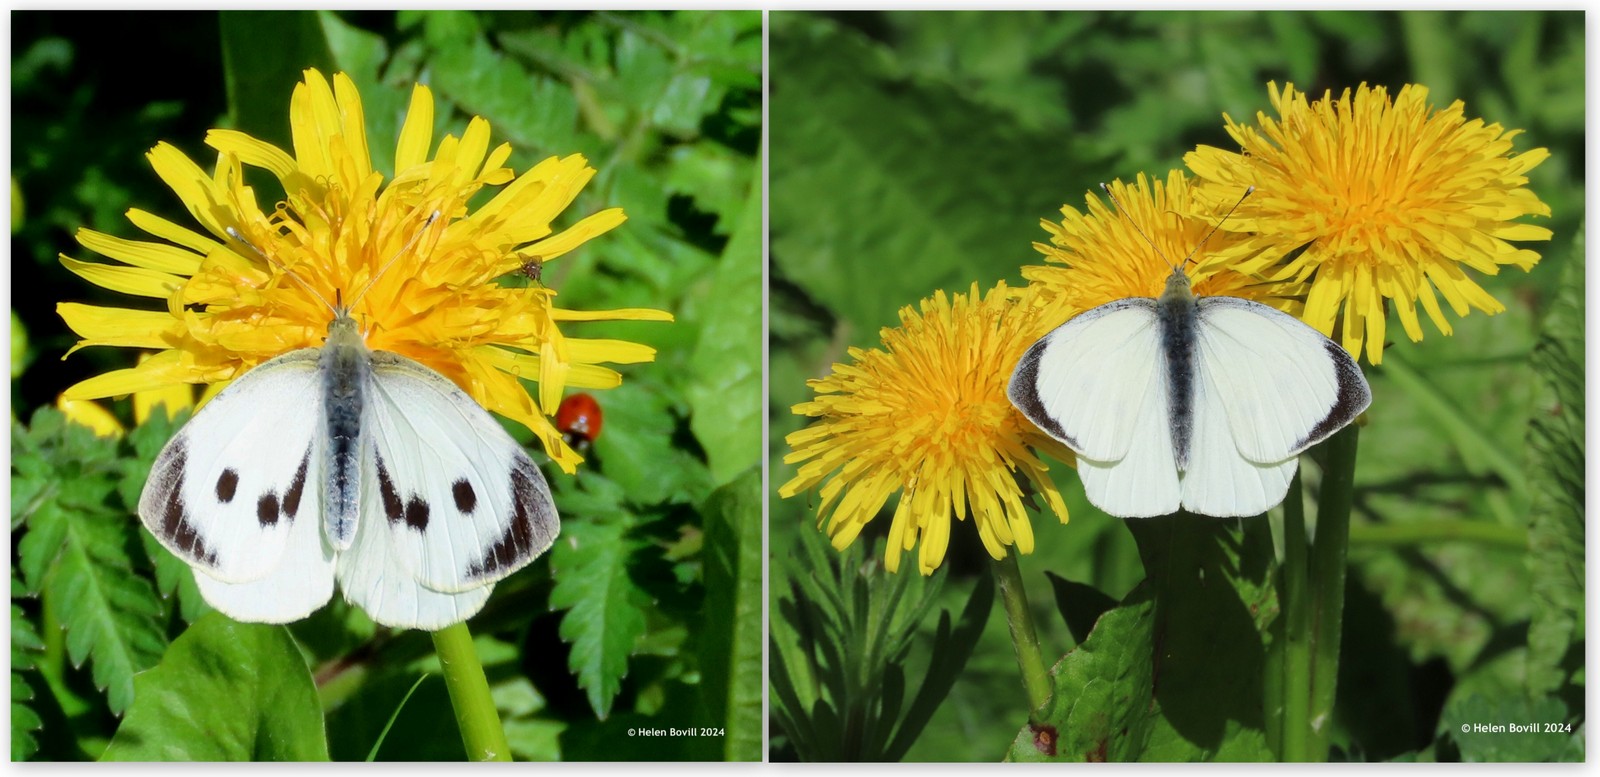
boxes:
[349,209,443,310]
[225,226,338,316]
[1177,185,1254,270]
[1098,182,1172,268]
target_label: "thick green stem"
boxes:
[431,622,511,762]
[1306,424,1360,759]
[1276,424,1363,762]
[1278,472,1312,762]
[991,552,1051,718]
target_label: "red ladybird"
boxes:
[556,392,603,454]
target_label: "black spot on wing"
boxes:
[215,469,238,503]
[257,492,281,527]
[1294,339,1373,450]
[376,452,404,525]
[452,479,477,514]
[404,496,430,532]
[283,449,310,520]
[466,456,557,580]
[155,440,218,567]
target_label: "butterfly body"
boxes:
[1009,266,1370,519]
[138,306,560,630]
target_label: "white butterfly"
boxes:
[137,224,559,631]
[1008,190,1371,519]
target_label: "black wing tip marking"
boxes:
[1007,337,1083,451]
[152,439,220,568]
[1295,339,1373,450]
[465,454,558,581]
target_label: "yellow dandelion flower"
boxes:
[1185,82,1552,364]
[55,69,671,472]
[1022,170,1293,329]
[779,282,1074,576]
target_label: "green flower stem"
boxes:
[992,552,1051,718]
[1277,424,1363,762]
[1278,471,1313,762]
[431,622,511,762]
[1306,424,1360,759]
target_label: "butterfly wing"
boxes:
[334,485,491,631]
[1179,297,1372,516]
[332,351,558,629]
[137,350,329,586]
[1009,299,1164,462]
[190,493,337,623]
[1010,299,1182,517]
[1193,298,1372,462]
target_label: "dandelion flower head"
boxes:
[56,69,671,472]
[780,282,1073,575]
[1184,82,1552,364]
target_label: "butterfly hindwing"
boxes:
[334,473,492,631]
[359,352,560,594]
[137,350,327,585]
[191,491,337,624]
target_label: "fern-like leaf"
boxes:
[548,519,648,720]
[12,408,168,715]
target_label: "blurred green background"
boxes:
[12,10,762,761]
[768,10,1583,762]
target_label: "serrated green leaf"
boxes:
[12,594,44,761]
[13,408,166,715]
[686,158,762,487]
[549,519,648,719]
[696,467,762,760]
[48,508,168,715]
[1007,590,1158,762]
[1524,238,1584,698]
[102,614,328,761]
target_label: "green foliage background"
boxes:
[11,10,762,761]
[768,10,1584,762]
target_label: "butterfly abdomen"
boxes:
[1157,271,1198,470]
[321,317,370,551]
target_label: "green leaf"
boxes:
[1007,590,1157,762]
[1523,237,1584,699]
[12,588,45,761]
[1044,572,1118,645]
[686,155,762,487]
[1010,518,1275,762]
[884,571,993,761]
[102,614,328,761]
[548,519,649,719]
[695,467,762,760]
[13,408,166,715]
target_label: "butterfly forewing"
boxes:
[359,352,560,594]
[1009,299,1164,463]
[1193,298,1372,464]
[137,350,327,585]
